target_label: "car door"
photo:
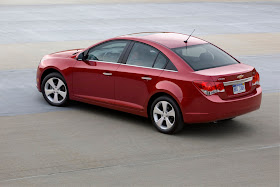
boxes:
[114,42,169,111]
[73,40,129,105]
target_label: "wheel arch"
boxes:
[40,68,64,86]
[146,91,182,118]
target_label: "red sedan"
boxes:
[36,32,262,134]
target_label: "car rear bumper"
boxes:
[182,87,262,123]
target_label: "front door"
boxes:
[73,40,129,105]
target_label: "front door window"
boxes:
[87,40,128,63]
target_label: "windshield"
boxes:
[172,43,239,71]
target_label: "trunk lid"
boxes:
[196,63,256,99]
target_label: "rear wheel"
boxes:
[41,72,69,106]
[150,96,184,134]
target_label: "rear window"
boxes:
[172,43,239,71]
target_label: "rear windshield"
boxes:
[172,43,239,71]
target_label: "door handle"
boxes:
[103,72,112,76]
[141,76,152,80]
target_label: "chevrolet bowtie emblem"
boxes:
[237,74,244,79]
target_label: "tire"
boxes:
[41,72,69,106]
[150,96,184,134]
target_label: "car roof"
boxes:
[117,32,208,49]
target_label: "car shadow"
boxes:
[68,101,253,138]
[179,120,253,138]
[69,100,151,127]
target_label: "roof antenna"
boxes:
[184,29,195,43]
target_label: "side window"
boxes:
[126,42,159,68]
[87,40,128,63]
[153,53,168,69]
[165,61,177,71]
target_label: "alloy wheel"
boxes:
[153,101,176,130]
[44,77,67,104]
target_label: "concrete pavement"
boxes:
[0,93,279,186]
[1,2,279,44]
[0,33,280,70]
[1,0,280,5]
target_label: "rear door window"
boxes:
[165,61,177,71]
[153,53,168,69]
[126,42,159,68]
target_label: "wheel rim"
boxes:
[153,101,176,130]
[44,77,67,104]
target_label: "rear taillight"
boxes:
[193,81,225,96]
[252,72,260,86]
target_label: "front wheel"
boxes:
[41,72,69,106]
[150,96,184,134]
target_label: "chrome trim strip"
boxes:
[88,60,178,72]
[88,60,120,65]
[223,77,253,86]
[121,63,163,70]
[163,69,178,72]
[121,63,178,72]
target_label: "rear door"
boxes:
[114,42,168,111]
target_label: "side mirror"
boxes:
[77,52,86,61]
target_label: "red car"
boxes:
[36,32,262,134]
